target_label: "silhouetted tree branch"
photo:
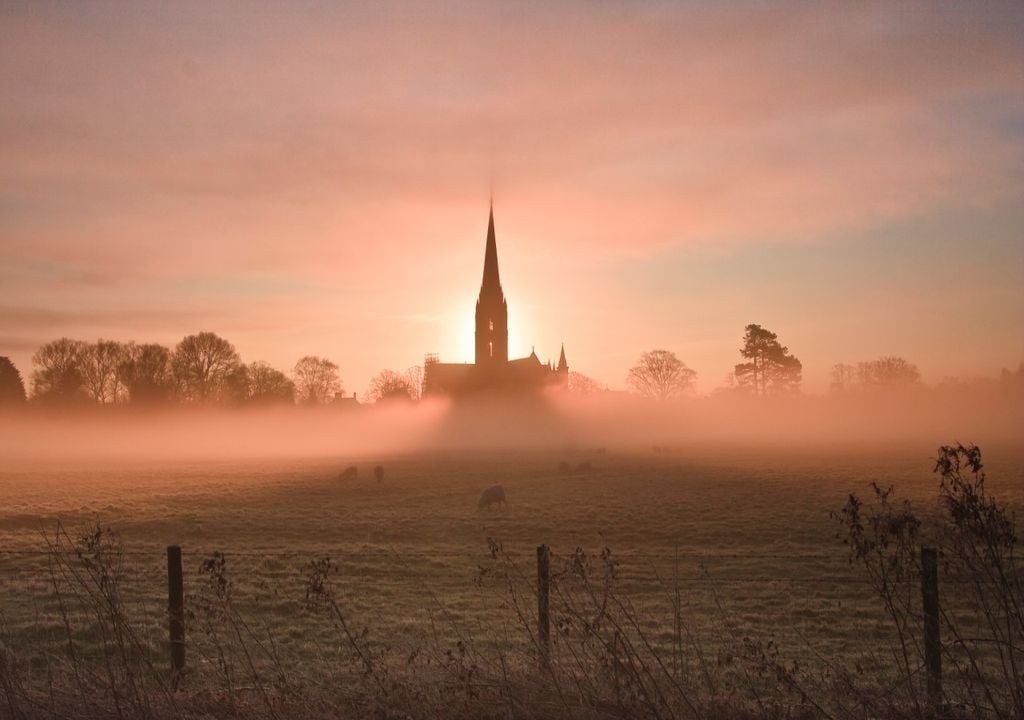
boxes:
[405,365,424,401]
[293,356,341,405]
[31,338,87,405]
[626,350,696,400]
[80,340,127,404]
[569,371,605,396]
[734,324,802,396]
[118,342,173,405]
[244,361,295,405]
[172,332,242,404]
[831,356,921,394]
[0,356,27,407]
[367,369,414,403]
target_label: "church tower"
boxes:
[475,204,509,366]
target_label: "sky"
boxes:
[2,1,1022,395]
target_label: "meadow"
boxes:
[1,437,1022,718]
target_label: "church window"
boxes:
[489,319,494,331]
[489,341,493,357]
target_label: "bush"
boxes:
[833,443,1023,718]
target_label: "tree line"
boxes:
[1,322,1021,408]
[0,332,423,410]
[618,323,1023,401]
[620,323,803,400]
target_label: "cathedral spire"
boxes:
[475,202,508,365]
[558,343,568,371]
[481,202,501,292]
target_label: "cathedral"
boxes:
[422,206,569,397]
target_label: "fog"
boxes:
[1,387,1020,466]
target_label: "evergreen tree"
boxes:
[734,324,802,396]
[0,356,27,406]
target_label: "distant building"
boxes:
[423,205,569,397]
[333,391,360,409]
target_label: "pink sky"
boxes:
[2,2,1022,395]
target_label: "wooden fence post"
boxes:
[921,545,941,708]
[673,544,682,682]
[537,544,551,670]
[167,545,185,682]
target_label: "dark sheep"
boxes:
[374,465,385,482]
[478,484,506,510]
[339,466,358,480]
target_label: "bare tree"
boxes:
[367,369,414,403]
[734,324,802,396]
[568,371,605,396]
[224,364,251,406]
[245,361,295,405]
[626,350,697,400]
[0,357,27,406]
[172,332,242,403]
[711,370,741,396]
[293,356,341,404]
[80,340,127,404]
[830,362,858,394]
[856,356,921,389]
[405,365,424,401]
[31,338,87,405]
[118,342,173,405]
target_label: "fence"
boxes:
[0,541,950,711]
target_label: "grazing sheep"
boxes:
[558,461,572,475]
[576,461,592,472]
[339,466,358,480]
[478,484,506,510]
[373,465,384,482]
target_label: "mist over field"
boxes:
[2,388,1020,463]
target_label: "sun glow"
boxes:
[453,312,475,363]
[448,308,537,365]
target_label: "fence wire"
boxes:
[0,541,1015,686]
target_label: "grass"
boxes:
[0,442,1021,718]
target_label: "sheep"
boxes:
[558,461,572,475]
[373,465,385,482]
[478,484,506,510]
[339,466,358,480]
[576,461,592,472]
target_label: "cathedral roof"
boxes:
[510,354,543,368]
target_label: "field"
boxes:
[1,440,1022,717]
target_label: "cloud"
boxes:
[1,2,1021,390]
[2,3,1021,259]
[0,305,209,335]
